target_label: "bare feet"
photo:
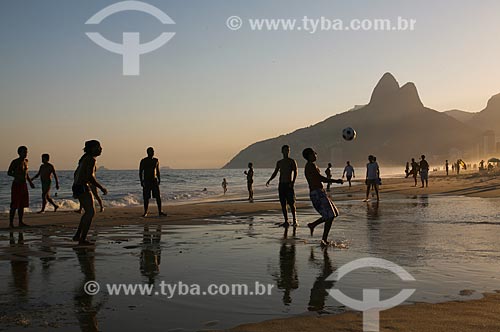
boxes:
[142,212,148,217]
[37,210,45,214]
[19,222,29,227]
[292,220,299,227]
[307,223,315,236]
[54,205,59,212]
[278,222,290,228]
[99,207,104,213]
[159,212,167,217]
[320,240,329,247]
[78,240,94,246]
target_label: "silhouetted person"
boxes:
[303,148,343,247]
[479,160,485,171]
[32,153,60,213]
[72,140,108,245]
[266,145,298,228]
[420,155,429,188]
[222,178,228,195]
[76,180,104,214]
[405,161,410,178]
[139,147,166,217]
[365,155,380,201]
[8,146,35,228]
[410,158,419,186]
[342,161,355,188]
[456,160,460,175]
[244,162,254,202]
[445,160,449,176]
[325,163,332,192]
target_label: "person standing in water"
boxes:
[72,140,108,245]
[222,178,228,195]
[342,161,355,188]
[364,155,380,202]
[325,163,332,192]
[8,146,35,228]
[139,147,167,217]
[266,145,298,228]
[32,153,60,213]
[302,148,343,247]
[244,162,254,203]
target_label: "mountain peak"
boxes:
[399,82,423,107]
[486,92,500,109]
[369,72,400,104]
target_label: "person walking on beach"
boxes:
[342,161,355,188]
[139,147,167,217]
[266,145,298,228]
[32,154,60,213]
[445,160,449,176]
[72,140,108,245]
[222,178,228,195]
[302,148,343,247]
[420,155,429,188]
[410,158,419,186]
[405,161,410,178]
[8,146,35,228]
[364,155,380,202]
[325,163,332,192]
[244,162,254,203]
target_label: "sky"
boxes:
[1,0,500,169]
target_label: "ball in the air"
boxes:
[342,127,356,141]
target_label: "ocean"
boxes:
[0,166,406,213]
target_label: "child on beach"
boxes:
[302,148,343,246]
[32,154,60,213]
[8,146,35,228]
[72,140,108,245]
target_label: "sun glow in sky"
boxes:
[1,0,500,169]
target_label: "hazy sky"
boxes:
[1,0,500,169]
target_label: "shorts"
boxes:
[366,179,378,186]
[41,179,52,193]
[143,179,160,200]
[11,182,29,209]
[278,183,295,206]
[420,169,429,180]
[310,189,339,220]
[72,184,89,199]
[346,175,353,181]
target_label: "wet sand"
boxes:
[222,291,500,332]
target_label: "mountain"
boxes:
[223,73,485,168]
[444,109,476,123]
[468,93,500,132]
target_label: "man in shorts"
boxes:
[342,161,355,188]
[420,155,429,188]
[140,147,167,217]
[8,146,35,228]
[32,153,60,213]
[266,145,298,228]
[302,148,343,246]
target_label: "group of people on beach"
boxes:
[405,155,430,188]
[6,142,167,245]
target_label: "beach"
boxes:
[1,171,500,331]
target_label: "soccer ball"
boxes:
[342,127,356,141]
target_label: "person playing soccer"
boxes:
[342,161,355,188]
[32,153,60,213]
[302,148,343,247]
[8,146,35,228]
[266,145,298,228]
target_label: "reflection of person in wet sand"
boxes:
[140,225,162,285]
[266,145,298,228]
[303,148,343,247]
[32,154,60,213]
[308,248,334,312]
[74,247,104,332]
[72,140,108,245]
[222,178,228,195]
[244,162,254,203]
[275,242,298,305]
[139,147,167,217]
[10,231,29,295]
[8,146,35,228]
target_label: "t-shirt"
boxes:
[366,162,379,180]
[344,165,354,177]
[420,160,429,171]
